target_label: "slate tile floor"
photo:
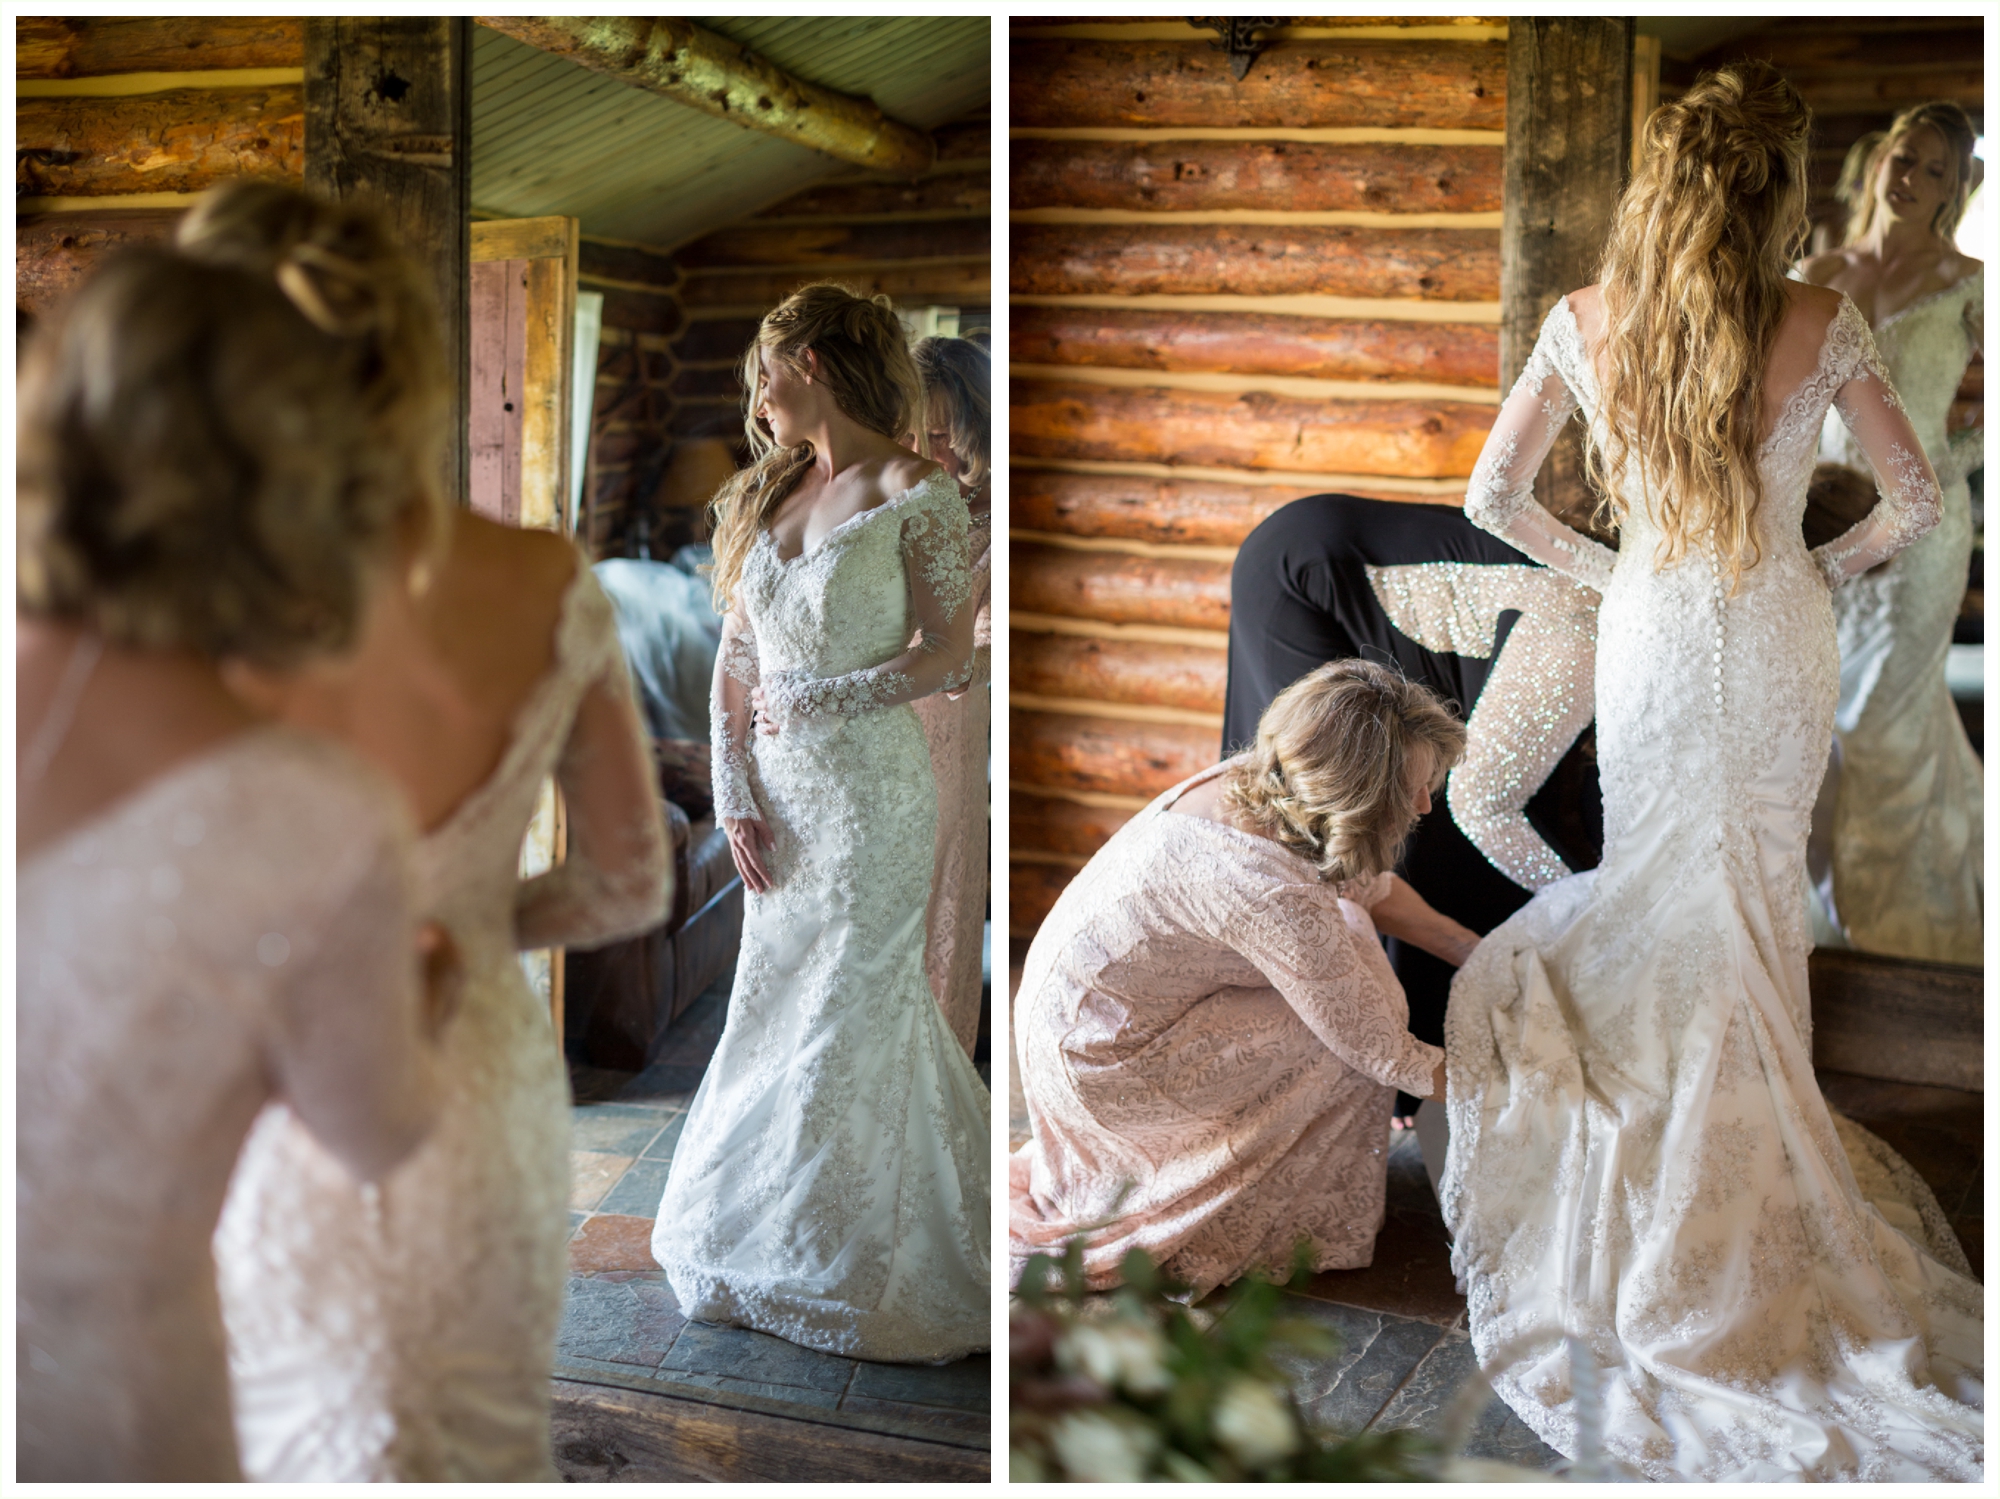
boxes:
[560,975,990,1449]
[1002,953,1982,1476]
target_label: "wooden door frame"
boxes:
[472,215,581,534]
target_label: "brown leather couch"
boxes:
[563,797,741,1071]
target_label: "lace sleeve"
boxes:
[514,650,673,951]
[1241,884,1441,1097]
[709,607,763,822]
[1463,301,1618,593]
[1811,302,1945,586]
[760,474,977,724]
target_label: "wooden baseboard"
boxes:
[551,1377,990,1483]
[1810,948,1983,1093]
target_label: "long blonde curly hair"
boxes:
[1221,659,1465,885]
[1590,62,1812,585]
[707,284,919,611]
[1842,101,1980,247]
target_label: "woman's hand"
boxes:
[723,813,777,893]
[1429,1054,1448,1104]
[415,921,463,1040]
[749,684,780,736]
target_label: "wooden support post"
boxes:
[304,17,471,506]
[1500,18,1633,532]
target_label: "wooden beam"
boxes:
[1012,378,1496,478]
[306,17,472,506]
[1011,861,1078,938]
[1011,792,1136,862]
[1011,139,1502,215]
[16,208,181,318]
[1014,541,1233,632]
[16,16,303,79]
[678,261,990,310]
[1013,471,1321,546]
[1011,39,1507,130]
[1013,632,1228,713]
[476,17,935,177]
[549,1378,988,1484]
[17,87,303,198]
[678,218,988,270]
[1809,949,1982,1093]
[1010,223,1499,300]
[1012,709,1216,799]
[1012,306,1500,385]
[472,214,572,261]
[754,175,991,220]
[1500,18,1632,533]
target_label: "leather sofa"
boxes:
[563,794,742,1072]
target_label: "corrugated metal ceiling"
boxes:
[471,17,989,252]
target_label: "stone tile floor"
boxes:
[1003,956,1982,1475]
[560,975,990,1450]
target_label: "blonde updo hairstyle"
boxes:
[1844,100,1980,246]
[913,335,991,493]
[173,180,452,573]
[18,245,418,665]
[1222,659,1466,885]
[708,283,920,610]
[1592,62,1812,587]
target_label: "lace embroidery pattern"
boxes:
[1368,562,1597,890]
[1438,288,1981,1479]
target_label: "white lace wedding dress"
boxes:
[214,560,669,1480]
[1818,269,1983,963]
[652,469,991,1362]
[1444,293,1984,1481]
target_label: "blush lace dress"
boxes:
[214,560,670,1481]
[1446,293,1983,1481]
[19,731,435,1481]
[912,502,992,1056]
[1817,269,1983,963]
[652,469,990,1362]
[1008,764,1442,1299]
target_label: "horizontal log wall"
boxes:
[589,108,992,560]
[15,18,305,326]
[1008,18,1505,934]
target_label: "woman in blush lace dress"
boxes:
[181,184,670,1482]
[651,285,990,1362]
[1010,662,1479,1298]
[1444,66,1982,1480]
[17,250,450,1480]
[1799,101,1983,963]
[910,334,992,1057]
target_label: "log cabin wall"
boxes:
[583,109,993,559]
[16,17,304,321]
[1008,16,1507,935]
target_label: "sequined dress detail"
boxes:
[1818,269,1983,963]
[1446,295,1981,1481]
[655,470,991,1361]
[214,563,668,1480]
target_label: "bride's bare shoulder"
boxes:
[1565,284,1605,341]
[875,450,946,502]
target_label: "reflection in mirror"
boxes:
[1643,17,1984,966]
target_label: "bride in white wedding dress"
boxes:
[1443,66,1983,1481]
[651,286,990,1362]
[1800,101,1983,964]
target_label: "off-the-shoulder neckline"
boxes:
[764,468,955,567]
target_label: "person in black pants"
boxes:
[1224,493,1603,1119]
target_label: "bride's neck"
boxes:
[804,414,895,481]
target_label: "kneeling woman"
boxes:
[1010,661,1478,1298]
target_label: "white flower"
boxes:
[1212,1376,1300,1470]
[1048,1409,1160,1483]
[1061,1321,1174,1396]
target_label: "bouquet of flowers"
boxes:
[1009,1237,1436,1483]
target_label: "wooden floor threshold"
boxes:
[551,1376,992,1484]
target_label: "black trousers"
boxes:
[1223,494,1602,1113]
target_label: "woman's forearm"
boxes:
[1369,874,1480,968]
